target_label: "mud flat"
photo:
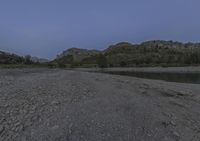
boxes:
[0,68,200,141]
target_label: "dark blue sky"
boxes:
[0,0,200,59]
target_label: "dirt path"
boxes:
[0,68,200,141]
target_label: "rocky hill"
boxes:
[0,51,25,64]
[55,48,100,67]
[55,40,200,67]
[56,48,100,61]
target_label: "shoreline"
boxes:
[76,66,200,73]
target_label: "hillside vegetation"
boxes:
[54,40,200,67]
[0,51,48,68]
[0,51,25,64]
[2,40,200,68]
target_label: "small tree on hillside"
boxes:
[24,55,32,65]
[97,54,108,68]
[120,61,127,67]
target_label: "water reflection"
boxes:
[105,71,200,84]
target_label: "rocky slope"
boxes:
[55,40,200,67]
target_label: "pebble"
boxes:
[0,125,4,134]
[31,115,39,121]
[51,125,59,130]
[170,121,176,126]
[68,123,73,134]
[0,118,5,123]
[15,125,24,132]
[140,89,146,94]
[172,131,180,138]
[14,122,21,127]
[51,100,60,105]
[6,110,10,114]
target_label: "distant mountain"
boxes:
[56,47,100,62]
[31,57,49,63]
[55,40,200,67]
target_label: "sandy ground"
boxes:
[0,68,200,141]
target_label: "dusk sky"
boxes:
[0,0,200,59]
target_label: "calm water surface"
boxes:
[105,71,200,84]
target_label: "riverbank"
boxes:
[0,68,200,141]
[76,66,200,73]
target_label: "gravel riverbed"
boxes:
[0,68,200,141]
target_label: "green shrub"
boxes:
[97,54,108,68]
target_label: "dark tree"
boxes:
[120,61,127,67]
[97,54,108,68]
[24,55,32,65]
